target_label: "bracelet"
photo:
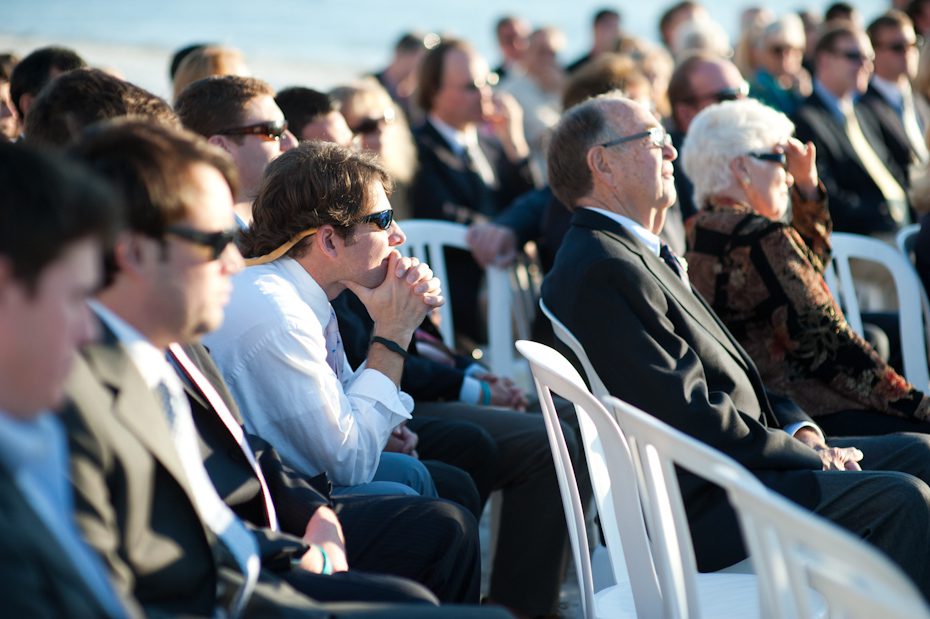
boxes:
[314,544,332,575]
[371,336,409,359]
[479,380,492,406]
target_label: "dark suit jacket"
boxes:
[180,343,324,562]
[0,466,133,618]
[792,90,904,234]
[857,83,919,188]
[411,120,535,224]
[541,209,824,569]
[62,327,326,618]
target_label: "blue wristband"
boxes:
[312,544,332,575]
[479,380,492,406]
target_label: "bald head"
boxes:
[668,55,745,131]
[548,95,677,231]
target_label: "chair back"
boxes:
[539,299,609,398]
[824,232,930,389]
[603,393,930,619]
[398,219,531,380]
[897,223,920,262]
[516,340,663,619]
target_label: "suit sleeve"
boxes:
[565,257,822,472]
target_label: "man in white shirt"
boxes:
[542,92,930,597]
[0,142,135,617]
[205,141,444,496]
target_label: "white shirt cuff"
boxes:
[459,376,483,404]
[347,368,414,418]
[784,421,824,442]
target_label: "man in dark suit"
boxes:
[63,120,502,618]
[0,142,137,618]
[411,38,535,342]
[858,10,927,188]
[541,93,930,596]
[792,23,910,235]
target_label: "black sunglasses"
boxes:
[218,119,288,141]
[359,209,394,230]
[830,49,872,64]
[689,82,750,104]
[166,225,241,259]
[352,108,396,135]
[876,41,916,54]
[748,151,787,169]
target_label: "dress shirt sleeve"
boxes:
[223,320,412,488]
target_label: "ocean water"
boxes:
[1,0,888,98]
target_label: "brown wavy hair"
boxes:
[241,141,393,260]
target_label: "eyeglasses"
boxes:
[359,209,394,230]
[829,48,873,64]
[875,41,917,54]
[747,151,787,169]
[444,74,498,92]
[768,44,801,56]
[218,119,289,141]
[599,126,672,150]
[166,225,241,259]
[352,108,396,135]
[688,82,750,104]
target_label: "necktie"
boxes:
[156,375,259,619]
[844,103,910,225]
[167,344,279,531]
[901,84,929,163]
[324,307,345,383]
[462,139,498,189]
[660,242,691,290]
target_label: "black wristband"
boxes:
[371,336,409,359]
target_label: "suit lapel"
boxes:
[422,121,489,209]
[81,329,195,502]
[574,209,752,372]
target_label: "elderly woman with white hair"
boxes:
[683,98,930,435]
[748,15,811,115]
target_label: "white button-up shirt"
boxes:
[204,258,413,487]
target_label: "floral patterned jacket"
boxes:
[685,186,930,419]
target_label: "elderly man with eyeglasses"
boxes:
[542,92,930,600]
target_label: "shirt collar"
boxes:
[88,300,174,390]
[813,79,852,122]
[583,206,663,256]
[0,409,61,474]
[428,114,478,156]
[272,257,333,328]
[871,75,906,109]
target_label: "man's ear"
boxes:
[587,146,613,184]
[314,225,341,260]
[208,134,233,154]
[17,93,34,119]
[111,232,149,277]
[0,257,12,304]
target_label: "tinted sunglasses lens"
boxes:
[715,88,741,102]
[266,120,287,139]
[373,210,394,229]
[209,230,240,258]
[354,118,380,135]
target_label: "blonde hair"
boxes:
[172,45,248,102]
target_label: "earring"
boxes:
[742,175,751,185]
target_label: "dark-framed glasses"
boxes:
[875,41,917,54]
[166,225,241,259]
[352,108,396,135]
[748,151,788,169]
[829,48,873,64]
[359,209,394,230]
[599,126,672,150]
[689,81,750,104]
[218,119,289,141]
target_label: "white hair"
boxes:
[755,14,806,51]
[673,18,732,60]
[681,98,794,208]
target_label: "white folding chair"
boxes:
[516,340,762,619]
[604,393,927,619]
[397,219,532,382]
[897,223,921,260]
[824,232,930,389]
[539,299,609,398]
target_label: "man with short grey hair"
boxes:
[542,93,930,598]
